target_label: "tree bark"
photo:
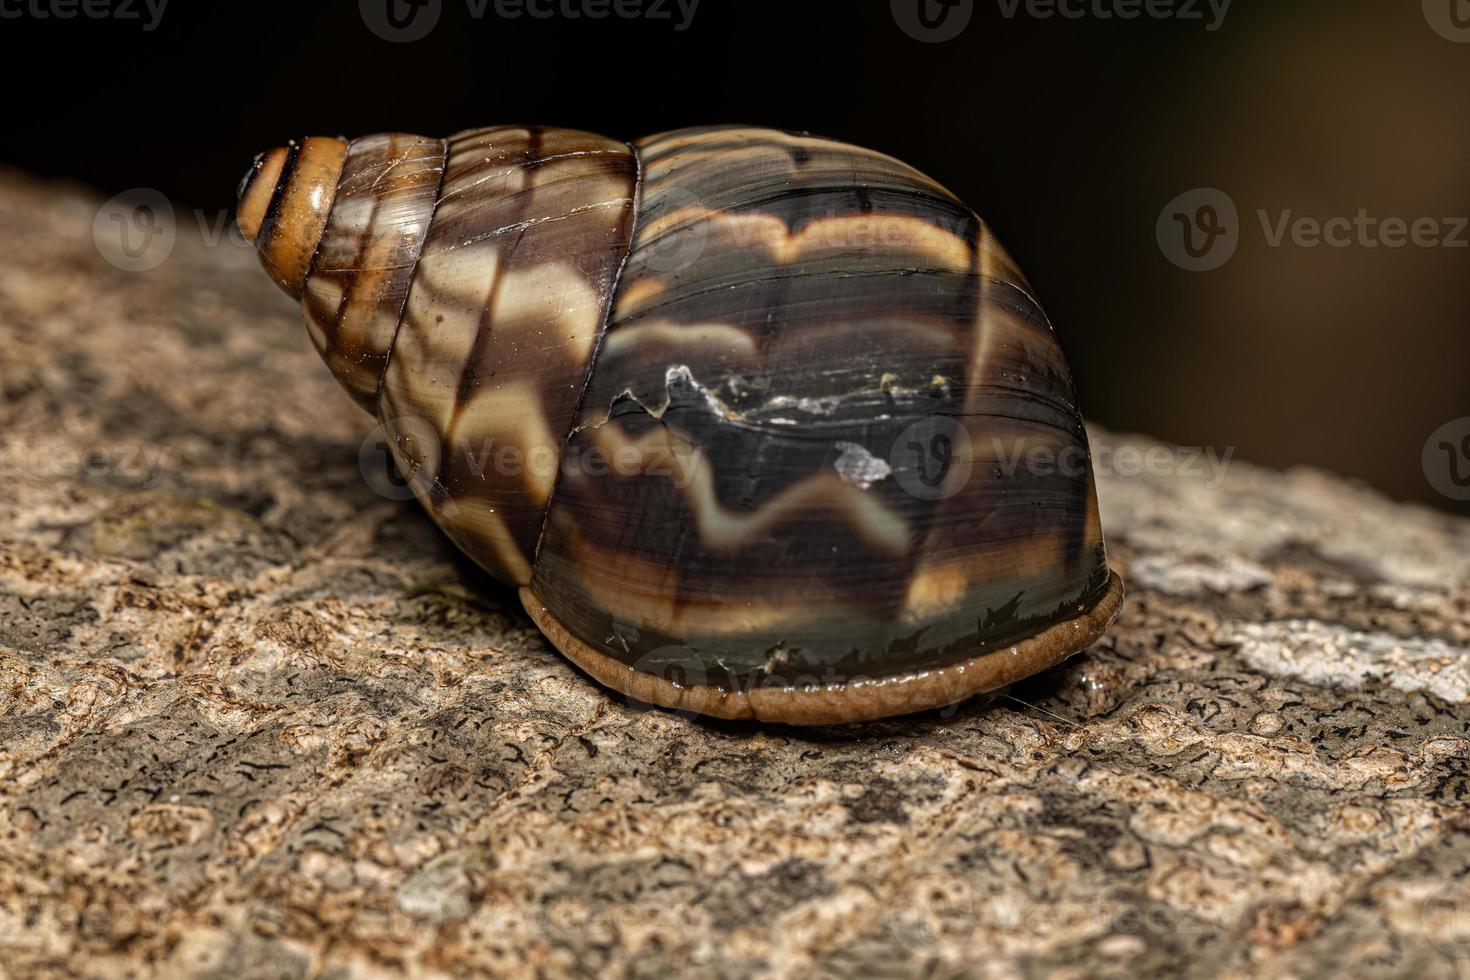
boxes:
[1,175,1468,977]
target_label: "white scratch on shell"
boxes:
[833,442,893,490]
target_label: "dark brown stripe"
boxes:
[252,140,301,256]
[450,130,542,411]
[316,146,374,360]
[369,138,450,410]
[529,137,643,568]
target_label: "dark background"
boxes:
[2,0,1466,512]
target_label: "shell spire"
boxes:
[236,136,348,299]
[239,133,446,412]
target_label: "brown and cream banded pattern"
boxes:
[301,134,445,412]
[237,125,1123,725]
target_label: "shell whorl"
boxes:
[374,127,639,585]
[237,137,347,299]
[296,134,446,411]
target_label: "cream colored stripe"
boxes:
[439,497,533,585]
[582,424,911,556]
[551,528,861,638]
[446,379,561,507]
[635,210,972,271]
[602,320,758,358]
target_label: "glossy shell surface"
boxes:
[241,125,1122,724]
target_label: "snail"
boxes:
[236,125,1124,725]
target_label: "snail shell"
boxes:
[237,125,1124,725]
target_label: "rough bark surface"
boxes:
[1,175,1469,978]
